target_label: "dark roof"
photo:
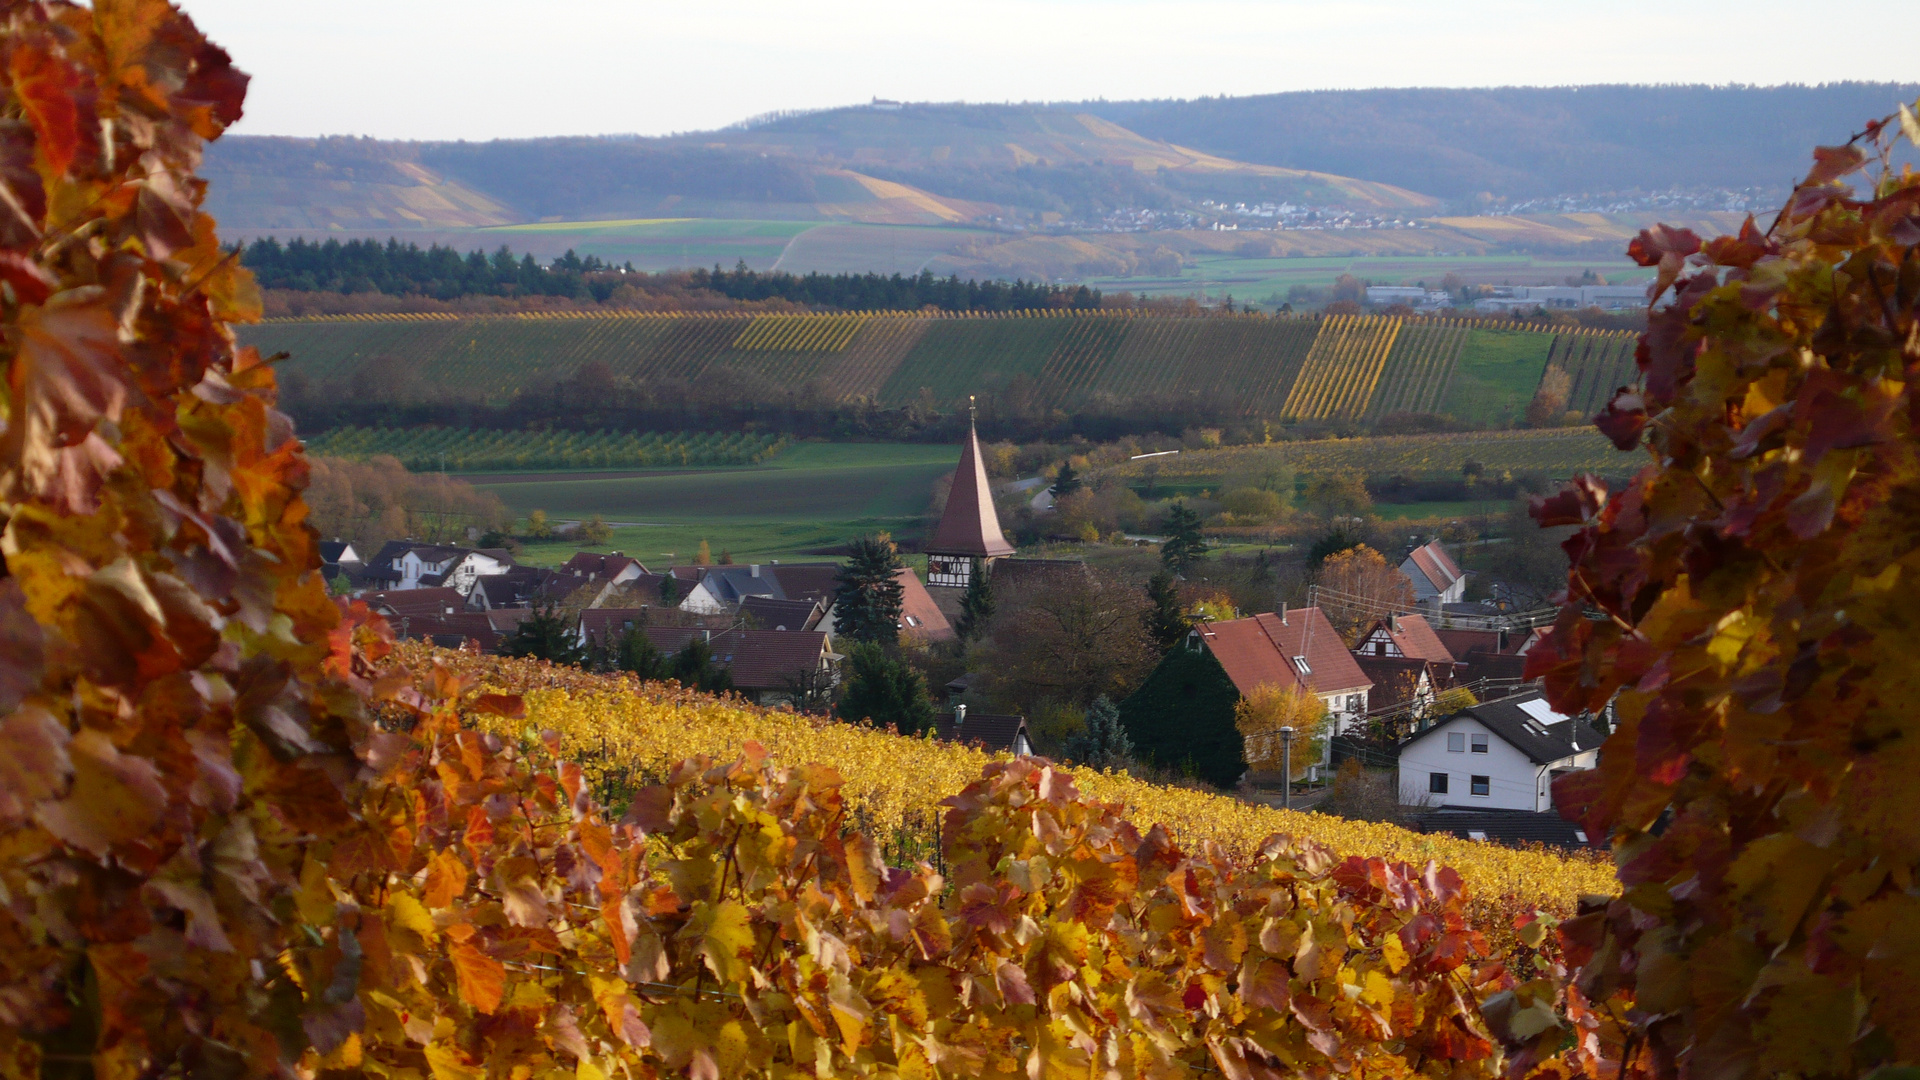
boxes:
[1455,648,1530,686]
[1413,807,1601,850]
[469,566,562,608]
[738,596,822,632]
[987,558,1086,595]
[365,587,466,620]
[637,626,831,691]
[935,710,1029,753]
[559,551,646,580]
[925,420,1015,558]
[578,608,652,644]
[768,564,840,604]
[687,563,841,607]
[318,541,362,566]
[391,610,506,652]
[1354,655,1438,711]
[1405,689,1601,766]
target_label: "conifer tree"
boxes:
[1160,502,1207,574]
[659,573,681,606]
[834,534,906,645]
[1051,461,1084,497]
[1064,695,1135,770]
[617,626,665,680]
[955,558,995,641]
[1143,570,1190,650]
[669,636,733,694]
[501,604,587,666]
[836,642,936,734]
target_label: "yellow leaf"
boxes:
[575,1060,606,1080]
[1382,930,1409,974]
[692,900,754,986]
[389,892,436,944]
[424,1043,484,1080]
[1361,968,1395,1009]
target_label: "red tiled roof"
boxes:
[578,609,651,644]
[894,568,955,643]
[769,564,841,604]
[1357,614,1455,663]
[926,420,1015,558]
[559,551,646,580]
[738,596,822,631]
[1200,619,1303,698]
[1253,608,1372,696]
[1404,541,1462,594]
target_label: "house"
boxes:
[1353,614,1455,663]
[1355,655,1448,724]
[553,551,650,607]
[364,542,514,596]
[1118,605,1372,787]
[1397,689,1604,813]
[467,566,566,611]
[893,567,955,644]
[1400,540,1467,606]
[935,705,1032,755]
[1433,625,1544,689]
[679,562,839,616]
[654,626,838,707]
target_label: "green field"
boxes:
[468,442,959,563]
[1114,427,1641,485]
[308,427,789,472]
[250,310,1629,426]
[478,218,817,271]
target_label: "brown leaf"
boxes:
[0,704,70,825]
[0,580,46,711]
[34,728,168,855]
[5,294,126,486]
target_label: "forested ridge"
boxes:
[239,236,1100,310]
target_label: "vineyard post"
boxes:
[1280,726,1295,809]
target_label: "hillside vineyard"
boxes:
[244,309,1635,425]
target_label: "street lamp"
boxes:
[1279,726,1295,810]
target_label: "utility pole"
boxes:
[1279,726,1295,811]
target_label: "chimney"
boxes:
[954,703,967,733]
[1279,601,1288,625]
[703,629,711,643]
[1389,614,1398,633]
[750,564,760,577]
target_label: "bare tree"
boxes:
[970,568,1156,711]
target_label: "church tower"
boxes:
[924,399,1014,592]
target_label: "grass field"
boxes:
[468,442,959,563]
[1439,329,1557,426]
[1114,427,1640,485]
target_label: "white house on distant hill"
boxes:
[1398,690,1603,813]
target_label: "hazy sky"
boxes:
[186,0,1918,141]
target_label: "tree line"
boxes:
[690,263,1101,312]
[238,237,1103,313]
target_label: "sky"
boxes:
[187,0,1918,141]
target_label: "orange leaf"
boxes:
[8,44,88,177]
[448,937,505,1015]
[423,849,468,908]
[34,728,167,855]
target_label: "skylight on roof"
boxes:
[1517,699,1569,726]
[1291,656,1311,675]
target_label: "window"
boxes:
[1447,732,1466,753]
[904,615,921,627]
[1574,829,1589,844]
[1429,773,1448,794]
[1290,656,1312,676]
[1467,830,1487,841]
[1470,734,1489,754]
[1346,694,1361,715]
[1470,775,1490,797]
[1375,641,1386,656]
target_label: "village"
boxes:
[323,416,1608,854]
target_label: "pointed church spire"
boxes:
[927,399,1014,559]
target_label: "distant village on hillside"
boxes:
[327,418,1609,853]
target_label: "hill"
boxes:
[1087,83,1920,203]
[243,309,1636,433]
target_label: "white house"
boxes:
[1400,540,1467,606]
[366,542,514,596]
[1398,690,1603,813]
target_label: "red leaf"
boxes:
[1531,476,1609,528]
[471,693,525,718]
[7,44,90,177]
[0,251,55,304]
[1804,144,1867,187]
[1592,391,1649,450]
